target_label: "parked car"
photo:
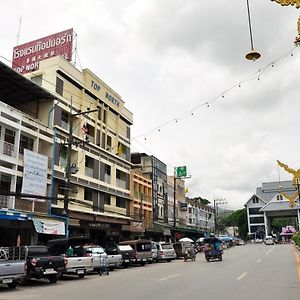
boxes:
[24,245,66,283]
[173,241,194,258]
[47,236,93,278]
[0,247,26,289]
[118,245,135,268]
[83,245,108,272]
[104,244,122,270]
[156,242,176,262]
[119,240,152,266]
[151,241,159,262]
[264,236,275,245]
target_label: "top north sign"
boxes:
[12,28,73,74]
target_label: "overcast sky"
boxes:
[1,0,300,209]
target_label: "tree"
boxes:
[220,208,248,240]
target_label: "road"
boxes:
[1,243,299,300]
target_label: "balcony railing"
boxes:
[104,174,111,184]
[0,141,17,158]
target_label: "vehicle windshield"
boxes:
[136,243,151,252]
[161,244,173,250]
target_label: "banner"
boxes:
[21,149,48,200]
[33,218,65,235]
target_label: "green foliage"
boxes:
[220,208,248,240]
[292,232,300,246]
[191,197,210,205]
[271,217,297,234]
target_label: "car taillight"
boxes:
[84,253,92,257]
[160,252,164,256]
[64,258,68,266]
[24,262,27,272]
[31,258,37,266]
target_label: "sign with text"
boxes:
[176,166,187,178]
[12,28,73,74]
[21,149,48,199]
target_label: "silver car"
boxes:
[84,246,108,272]
[157,242,176,262]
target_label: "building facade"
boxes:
[245,181,300,239]
[0,61,66,246]
[22,56,133,244]
[128,169,153,237]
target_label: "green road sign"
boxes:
[176,166,187,178]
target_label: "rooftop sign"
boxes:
[12,28,73,74]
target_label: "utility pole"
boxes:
[63,100,99,216]
[213,199,227,235]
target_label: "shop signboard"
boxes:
[12,28,73,74]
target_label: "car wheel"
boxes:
[48,275,58,283]
[219,256,222,261]
[78,274,85,279]
[167,259,171,262]
[7,281,18,289]
[140,262,146,266]
[206,257,209,262]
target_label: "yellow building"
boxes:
[25,56,133,244]
[129,170,153,236]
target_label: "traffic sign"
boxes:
[176,166,187,178]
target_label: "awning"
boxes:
[0,209,29,221]
[32,217,65,235]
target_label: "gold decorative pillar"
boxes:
[271,0,300,45]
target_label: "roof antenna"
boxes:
[16,15,22,46]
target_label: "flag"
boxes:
[81,124,88,134]
[117,143,124,155]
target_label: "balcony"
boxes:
[0,141,17,158]
[104,174,111,184]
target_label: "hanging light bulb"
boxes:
[245,0,261,61]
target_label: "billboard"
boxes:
[12,28,73,74]
[21,149,48,200]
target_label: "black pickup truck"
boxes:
[24,245,66,283]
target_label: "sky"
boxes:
[1,0,300,210]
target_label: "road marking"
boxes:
[293,249,300,283]
[265,246,275,256]
[236,272,247,280]
[158,273,180,281]
[257,258,262,263]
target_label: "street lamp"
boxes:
[63,101,99,216]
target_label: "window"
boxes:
[106,136,112,150]
[84,187,93,201]
[252,196,259,204]
[116,197,126,208]
[56,77,64,96]
[85,156,94,177]
[104,194,111,205]
[19,134,34,154]
[188,207,192,214]
[250,217,264,224]
[277,194,283,201]
[103,110,107,124]
[61,111,69,130]
[249,207,262,215]
[105,164,111,176]
[189,218,192,224]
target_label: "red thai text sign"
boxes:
[12,28,73,74]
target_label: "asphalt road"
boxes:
[1,243,299,300]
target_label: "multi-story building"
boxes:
[128,169,153,238]
[245,181,300,238]
[186,198,214,233]
[0,61,67,246]
[22,56,134,244]
[131,153,170,239]
[167,176,185,226]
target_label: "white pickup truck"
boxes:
[0,247,26,289]
[47,237,93,279]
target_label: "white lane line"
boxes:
[236,272,247,281]
[257,258,262,263]
[265,246,275,256]
[158,273,180,281]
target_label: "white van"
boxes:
[264,236,274,245]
